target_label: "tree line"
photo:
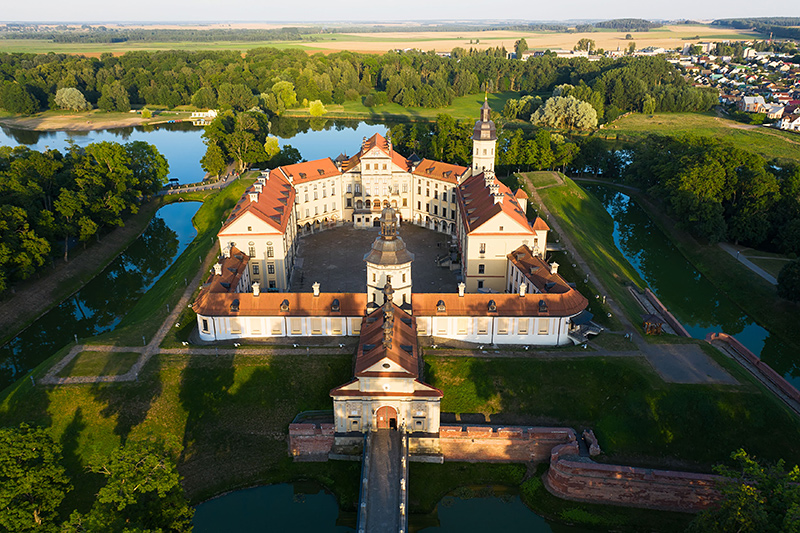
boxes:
[0,141,168,293]
[0,424,192,532]
[0,49,708,118]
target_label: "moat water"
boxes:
[192,483,591,532]
[583,184,798,386]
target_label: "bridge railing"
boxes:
[356,430,372,533]
[399,430,409,533]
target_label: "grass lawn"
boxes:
[0,351,358,514]
[590,332,637,351]
[425,355,800,469]
[283,91,521,122]
[603,112,800,164]
[520,171,560,188]
[531,175,646,329]
[748,257,789,279]
[85,176,255,348]
[57,351,140,378]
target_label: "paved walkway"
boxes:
[718,242,778,285]
[362,430,402,533]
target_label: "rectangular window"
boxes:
[417,201,421,210]
[451,193,456,203]
[314,191,318,200]
[479,243,486,254]
[434,191,438,200]
[230,318,241,335]
[478,264,485,274]
[426,188,430,197]
[497,318,509,335]
[383,164,387,170]
[202,319,209,333]
[403,183,408,193]
[331,318,343,335]
[250,318,261,334]
[347,184,352,193]
[355,184,361,194]
[418,186,421,194]
[346,198,352,208]
[352,318,361,335]
[271,319,283,335]
[442,208,447,218]
[305,209,310,217]
[426,204,430,213]
[323,204,327,212]
[477,318,489,335]
[457,318,468,335]
[332,202,336,211]
[269,280,276,289]
[538,319,549,335]
[477,280,484,289]
[315,207,318,215]
[402,198,407,207]
[252,264,259,275]
[290,318,302,335]
[311,318,323,335]
[518,319,528,335]
[248,246,256,257]
[433,205,438,215]
[437,319,447,335]
[268,264,275,274]
[331,185,335,195]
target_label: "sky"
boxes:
[2,0,799,24]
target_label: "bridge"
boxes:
[357,429,409,533]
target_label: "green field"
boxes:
[286,91,522,122]
[426,355,800,468]
[602,112,800,164]
[57,351,140,378]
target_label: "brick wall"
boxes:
[288,423,334,461]
[545,443,721,511]
[645,288,691,337]
[439,425,577,462]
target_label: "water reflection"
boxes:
[0,202,200,389]
[583,185,799,385]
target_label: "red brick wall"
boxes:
[288,423,334,460]
[545,443,722,512]
[439,425,577,462]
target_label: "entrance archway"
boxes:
[375,405,398,429]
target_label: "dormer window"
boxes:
[436,300,446,313]
[280,299,290,312]
[488,300,497,313]
[539,299,548,313]
[331,299,340,312]
[230,299,240,312]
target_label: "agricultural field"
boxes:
[0,24,763,56]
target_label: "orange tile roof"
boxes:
[532,217,550,231]
[515,188,529,200]
[507,245,573,295]
[354,304,420,377]
[457,172,533,234]
[221,174,295,234]
[411,159,469,184]
[412,290,587,318]
[275,158,340,184]
[205,246,249,294]
[193,291,367,317]
[341,132,411,173]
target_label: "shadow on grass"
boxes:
[58,407,105,514]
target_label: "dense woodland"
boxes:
[0,49,715,119]
[0,141,168,293]
[713,17,800,40]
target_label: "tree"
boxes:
[531,95,598,130]
[628,42,636,55]
[778,260,800,302]
[514,38,529,58]
[140,107,152,119]
[191,87,217,109]
[217,83,256,112]
[263,136,281,161]
[574,38,596,52]
[201,142,227,177]
[72,437,193,533]
[0,424,72,532]
[0,207,51,282]
[0,82,39,114]
[125,141,169,195]
[54,88,91,112]
[690,449,800,533]
[97,81,130,113]
[625,33,633,40]
[271,81,297,114]
[308,99,326,117]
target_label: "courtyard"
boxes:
[290,224,460,294]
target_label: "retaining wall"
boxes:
[708,332,800,404]
[439,425,577,462]
[545,443,721,511]
[645,288,691,337]
[288,423,335,460]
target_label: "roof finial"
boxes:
[382,278,395,348]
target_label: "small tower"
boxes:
[364,206,414,310]
[472,95,497,175]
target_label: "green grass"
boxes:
[283,91,522,122]
[86,176,255,348]
[603,112,800,164]
[57,351,140,378]
[748,257,788,279]
[426,355,800,469]
[0,351,357,514]
[531,175,646,329]
[521,170,560,188]
[590,332,637,351]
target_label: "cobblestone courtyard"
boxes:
[290,224,460,294]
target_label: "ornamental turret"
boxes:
[364,206,413,310]
[472,96,497,175]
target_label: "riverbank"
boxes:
[0,109,194,131]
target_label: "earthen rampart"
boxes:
[439,425,577,462]
[545,443,721,511]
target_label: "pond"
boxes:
[0,201,200,389]
[192,483,591,533]
[0,118,391,184]
[583,184,798,386]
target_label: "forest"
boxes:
[0,141,168,293]
[0,49,715,119]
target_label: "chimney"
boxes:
[493,191,504,205]
[213,263,222,276]
[252,282,260,297]
[484,170,495,187]
[254,183,263,193]
[223,243,232,258]
[458,282,466,297]
[312,282,320,297]
[550,262,559,275]
[257,175,266,185]
[519,284,527,297]
[249,191,259,203]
